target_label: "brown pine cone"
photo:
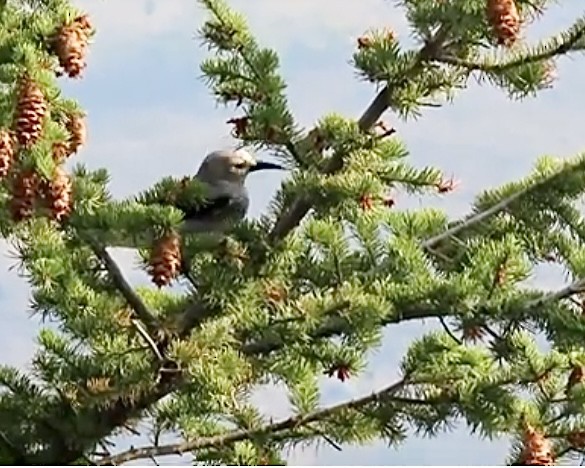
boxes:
[148,233,182,287]
[487,0,521,47]
[0,129,16,178]
[52,140,70,163]
[15,76,47,148]
[66,112,87,155]
[51,14,93,78]
[40,166,73,222]
[9,169,40,222]
[519,424,555,466]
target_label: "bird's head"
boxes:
[197,148,284,184]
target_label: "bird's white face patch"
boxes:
[197,148,258,184]
[229,149,257,174]
[231,149,256,167]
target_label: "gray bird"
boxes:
[104,148,283,250]
[176,148,284,234]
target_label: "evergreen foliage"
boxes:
[0,0,585,464]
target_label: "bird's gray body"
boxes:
[107,148,282,249]
[180,178,250,234]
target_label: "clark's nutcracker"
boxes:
[105,148,284,249]
[176,148,284,234]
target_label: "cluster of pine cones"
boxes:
[0,11,181,288]
[0,13,93,225]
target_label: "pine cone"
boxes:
[148,233,182,287]
[520,425,555,466]
[74,13,94,34]
[0,129,16,178]
[66,112,87,154]
[51,15,93,78]
[15,76,47,148]
[52,140,70,163]
[40,166,73,222]
[9,169,39,222]
[487,0,521,47]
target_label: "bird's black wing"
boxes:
[174,195,234,221]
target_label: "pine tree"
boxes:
[0,0,585,465]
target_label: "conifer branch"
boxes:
[95,378,407,465]
[422,157,585,250]
[84,236,161,331]
[527,277,585,308]
[437,17,585,72]
[242,274,585,358]
[268,27,449,242]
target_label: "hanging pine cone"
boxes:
[148,232,182,287]
[9,169,39,222]
[0,129,15,178]
[51,14,93,78]
[52,140,70,163]
[73,13,94,33]
[487,0,521,47]
[15,76,47,148]
[519,424,555,465]
[40,166,73,222]
[66,112,86,155]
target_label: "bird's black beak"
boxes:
[249,160,284,172]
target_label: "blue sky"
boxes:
[1,0,584,465]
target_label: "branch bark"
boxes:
[96,378,407,465]
[84,235,161,331]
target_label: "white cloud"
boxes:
[75,0,409,54]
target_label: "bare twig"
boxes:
[84,235,161,331]
[95,378,407,465]
[526,277,585,309]
[438,316,463,345]
[131,319,163,362]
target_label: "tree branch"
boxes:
[84,235,161,331]
[47,19,585,467]
[95,378,407,465]
[422,157,585,251]
[436,18,585,73]
[526,277,585,309]
[242,271,585,358]
[241,304,441,356]
[268,27,450,243]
